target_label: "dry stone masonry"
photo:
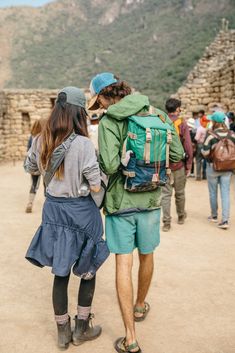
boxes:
[0,89,57,163]
[0,89,91,163]
[174,29,235,115]
[0,28,234,163]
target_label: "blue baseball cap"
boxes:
[88,72,118,110]
[207,111,226,124]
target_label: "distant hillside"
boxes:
[0,0,235,107]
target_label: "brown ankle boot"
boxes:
[56,317,72,349]
[72,314,102,346]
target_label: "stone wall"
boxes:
[0,89,57,163]
[0,88,91,163]
[1,30,235,163]
[174,29,235,114]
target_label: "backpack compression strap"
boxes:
[209,130,233,141]
[144,128,152,164]
[166,130,172,175]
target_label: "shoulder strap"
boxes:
[44,132,78,187]
[208,130,223,141]
[135,111,166,124]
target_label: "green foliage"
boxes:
[6,0,235,109]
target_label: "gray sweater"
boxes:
[25,135,101,198]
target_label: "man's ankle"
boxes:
[135,301,145,308]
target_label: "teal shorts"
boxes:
[105,209,161,254]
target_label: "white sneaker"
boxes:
[208,216,218,223]
[217,221,229,229]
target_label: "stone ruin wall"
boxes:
[174,29,235,115]
[0,89,90,163]
[0,30,235,163]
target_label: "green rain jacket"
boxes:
[98,94,184,215]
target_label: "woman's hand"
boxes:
[90,184,101,193]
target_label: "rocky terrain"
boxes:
[0,0,234,106]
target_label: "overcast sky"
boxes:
[0,0,54,7]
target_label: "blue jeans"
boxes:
[206,164,232,222]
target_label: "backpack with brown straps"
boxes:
[209,131,235,171]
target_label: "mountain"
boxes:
[0,0,234,107]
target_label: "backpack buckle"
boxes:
[152,173,159,182]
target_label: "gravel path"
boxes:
[0,162,235,353]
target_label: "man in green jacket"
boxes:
[88,72,184,353]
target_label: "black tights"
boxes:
[30,175,40,194]
[52,273,96,315]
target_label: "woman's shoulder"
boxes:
[72,134,91,143]
[72,135,95,151]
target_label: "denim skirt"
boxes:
[25,194,103,277]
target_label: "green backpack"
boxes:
[122,112,173,192]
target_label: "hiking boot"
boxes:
[25,203,33,213]
[208,216,218,223]
[56,317,72,349]
[177,216,185,224]
[162,223,171,232]
[72,314,102,346]
[217,221,229,229]
[178,212,187,225]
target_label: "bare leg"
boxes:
[135,253,154,317]
[116,253,139,352]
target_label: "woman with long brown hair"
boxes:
[24,87,109,349]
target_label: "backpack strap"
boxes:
[166,130,172,175]
[157,113,166,123]
[144,128,152,164]
[136,111,150,117]
[136,109,166,123]
[44,132,78,187]
[208,130,222,140]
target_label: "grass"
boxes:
[6,0,235,109]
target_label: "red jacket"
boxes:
[200,115,209,128]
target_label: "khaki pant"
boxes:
[161,167,186,225]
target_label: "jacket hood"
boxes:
[106,94,150,121]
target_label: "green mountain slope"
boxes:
[2,0,235,107]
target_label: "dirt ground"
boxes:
[0,162,235,353]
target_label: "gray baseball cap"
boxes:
[58,86,86,108]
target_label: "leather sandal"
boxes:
[114,337,142,353]
[134,302,150,322]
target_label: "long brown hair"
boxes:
[40,92,88,179]
[31,118,46,136]
[212,121,228,131]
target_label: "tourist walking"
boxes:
[88,72,184,353]
[25,118,46,213]
[195,121,207,180]
[202,111,235,229]
[161,98,193,231]
[187,115,197,177]
[24,87,109,349]
[198,109,209,128]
